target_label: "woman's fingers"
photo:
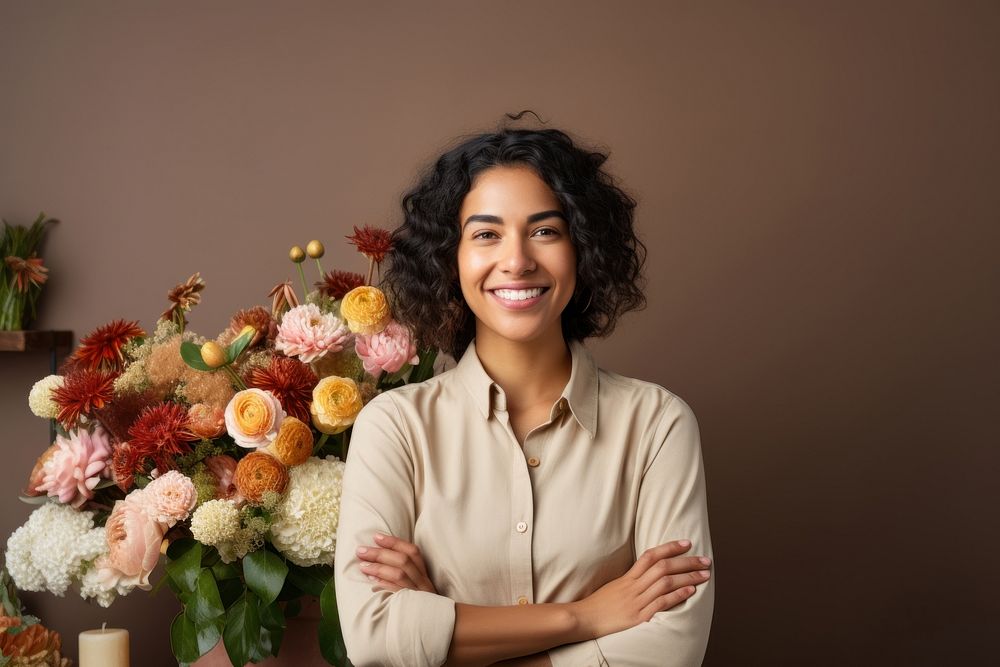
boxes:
[638,585,699,621]
[626,540,694,578]
[359,561,416,590]
[373,533,430,576]
[356,536,436,593]
[634,555,711,589]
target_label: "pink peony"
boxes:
[35,425,112,508]
[143,470,197,527]
[100,494,164,590]
[275,303,351,363]
[187,403,226,439]
[355,320,420,375]
[204,455,241,502]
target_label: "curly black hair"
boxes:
[383,114,647,359]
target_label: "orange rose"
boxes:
[224,388,286,448]
[234,451,289,503]
[266,416,314,466]
[340,286,390,335]
[310,376,363,435]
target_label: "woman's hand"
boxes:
[356,533,438,594]
[571,540,711,639]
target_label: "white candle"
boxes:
[79,624,129,667]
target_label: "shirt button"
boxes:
[527,457,540,467]
[517,596,529,605]
[515,521,528,533]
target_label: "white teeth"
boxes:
[493,288,544,301]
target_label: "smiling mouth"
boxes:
[489,287,548,301]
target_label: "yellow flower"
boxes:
[310,376,363,434]
[266,416,314,466]
[340,286,390,335]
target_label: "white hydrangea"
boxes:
[190,499,240,546]
[78,563,117,608]
[5,503,106,597]
[28,375,63,419]
[269,456,345,567]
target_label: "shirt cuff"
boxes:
[385,589,457,666]
[549,639,608,667]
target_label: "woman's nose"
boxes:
[499,238,536,275]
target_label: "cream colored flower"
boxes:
[28,375,63,419]
[340,286,391,335]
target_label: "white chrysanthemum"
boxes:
[4,503,106,597]
[269,456,345,566]
[190,499,240,546]
[28,375,63,419]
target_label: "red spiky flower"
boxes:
[125,402,198,474]
[161,272,205,325]
[70,319,145,372]
[346,225,393,264]
[230,306,277,347]
[51,370,118,429]
[316,270,365,300]
[247,356,318,422]
[4,256,48,292]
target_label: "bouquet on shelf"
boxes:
[4,228,437,666]
[1,212,58,331]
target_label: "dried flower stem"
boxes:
[314,258,324,277]
[296,264,309,298]
[222,365,248,391]
[313,433,329,455]
[365,257,375,286]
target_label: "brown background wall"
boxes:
[1,1,997,664]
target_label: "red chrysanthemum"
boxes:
[247,356,318,422]
[69,319,145,372]
[230,306,277,347]
[111,442,137,492]
[51,369,118,429]
[346,225,393,264]
[316,269,366,300]
[95,388,160,444]
[126,402,198,474]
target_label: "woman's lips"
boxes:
[487,287,549,310]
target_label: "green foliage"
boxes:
[0,212,57,330]
[179,340,213,371]
[166,540,202,595]
[286,563,333,598]
[242,549,288,606]
[319,577,348,666]
[223,591,261,667]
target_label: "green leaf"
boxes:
[226,326,256,362]
[243,549,288,606]
[286,563,333,598]
[166,541,203,595]
[318,616,348,666]
[17,495,51,506]
[195,618,224,658]
[223,592,261,667]
[185,569,225,626]
[166,537,199,561]
[318,577,347,665]
[180,340,212,371]
[217,579,245,608]
[170,611,201,663]
[408,347,438,384]
[211,560,240,581]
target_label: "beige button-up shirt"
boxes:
[334,340,714,666]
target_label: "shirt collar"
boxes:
[456,339,598,438]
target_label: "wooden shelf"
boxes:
[0,330,73,352]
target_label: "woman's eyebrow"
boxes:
[463,210,567,228]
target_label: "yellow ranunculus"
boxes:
[266,416,314,466]
[340,286,391,335]
[310,376,363,434]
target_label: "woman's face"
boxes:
[457,165,577,348]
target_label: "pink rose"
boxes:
[204,455,242,502]
[143,470,197,527]
[354,320,420,375]
[103,494,164,590]
[187,403,226,439]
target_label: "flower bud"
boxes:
[306,240,325,258]
[289,246,306,263]
[200,341,227,368]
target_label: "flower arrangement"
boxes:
[4,228,437,666]
[1,213,57,331]
[1,563,70,667]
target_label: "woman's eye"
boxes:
[472,230,499,240]
[532,227,559,237]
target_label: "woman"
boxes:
[333,122,714,666]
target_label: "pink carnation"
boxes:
[143,470,197,527]
[35,425,112,508]
[355,320,420,375]
[275,303,351,363]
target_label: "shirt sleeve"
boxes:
[333,393,457,667]
[548,393,715,667]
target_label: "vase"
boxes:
[191,597,324,666]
